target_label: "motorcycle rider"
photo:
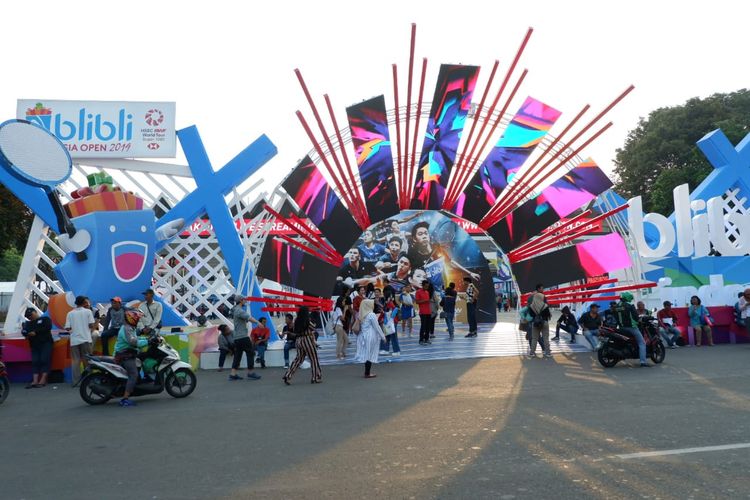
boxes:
[611,292,649,367]
[114,309,149,407]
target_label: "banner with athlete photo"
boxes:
[336,210,496,323]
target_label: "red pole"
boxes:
[288,214,339,257]
[392,64,407,208]
[443,59,499,208]
[407,57,428,204]
[508,209,593,257]
[450,28,533,206]
[264,204,341,262]
[539,209,593,235]
[404,23,417,205]
[295,69,368,227]
[275,234,341,266]
[296,111,366,228]
[262,289,326,300]
[324,94,370,226]
[544,282,656,301]
[453,68,528,208]
[481,121,613,228]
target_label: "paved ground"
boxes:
[2,342,750,499]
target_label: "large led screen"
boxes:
[346,95,400,222]
[410,64,480,210]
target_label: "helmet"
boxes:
[620,292,634,303]
[124,309,143,326]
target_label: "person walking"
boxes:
[65,295,95,384]
[464,277,478,338]
[442,282,457,340]
[229,295,261,381]
[688,296,714,346]
[280,313,296,369]
[354,299,387,378]
[333,296,349,360]
[21,308,54,388]
[416,280,433,345]
[398,285,415,337]
[428,282,440,339]
[283,306,322,385]
[528,284,552,358]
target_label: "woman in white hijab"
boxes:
[354,299,387,378]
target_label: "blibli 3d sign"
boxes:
[629,183,750,258]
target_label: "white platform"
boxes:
[199,340,306,369]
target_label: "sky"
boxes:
[1,0,748,200]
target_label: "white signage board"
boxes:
[17,99,176,158]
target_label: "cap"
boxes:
[142,289,155,295]
[110,296,122,303]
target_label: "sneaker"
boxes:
[449,335,454,341]
[379,350,389,355]
[228,375,242,381]
[527,352,536,359]
[247,373,262,380]
[392,352,401,357]
[426,340,432,345]
[119,398,137,407]
[464,333,473,338]
[640,362,650,367]
[543,353,553,359]
[670,344,677,349]
[284,363,289,369]
[552,336,560,342]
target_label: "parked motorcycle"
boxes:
[77,334,196,405]
[597,315,666,368]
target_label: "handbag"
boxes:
[439,311,446,319]
[351,318,361,334]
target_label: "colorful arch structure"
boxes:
[252,25,651,310]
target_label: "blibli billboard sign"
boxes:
[16,99,176,158]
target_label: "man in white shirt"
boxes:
[138,289,163,335]
[65,295,95,384]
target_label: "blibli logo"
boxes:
[26,104,133,142]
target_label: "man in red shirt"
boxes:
[251,317,271,368]
[415,280,433,346]
[656,301,681,348]
[353,286,366,313]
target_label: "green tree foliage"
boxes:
[0,247,23,281]
[614,89,750,215]
[0,185,34,254]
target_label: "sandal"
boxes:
[282,376,290,386]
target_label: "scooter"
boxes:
[597,316,666,368]
[77,334,196,405]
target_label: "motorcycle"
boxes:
[597,315,666,368]
[77,333,196,405]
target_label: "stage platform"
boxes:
[315,314,594,366]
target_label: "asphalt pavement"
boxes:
[2,343,750,499]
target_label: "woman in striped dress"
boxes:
[355,299,387,378]
[283,306,322,385]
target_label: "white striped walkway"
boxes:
[316,318,595,366]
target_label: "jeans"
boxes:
[232,337,255,370]
[467,302,477,333]
[31,341,53,374]
[555,323,578,341]
[444,311,455,337]
[381,332,400,353]
[659,326,681,347]
[218,348,232,368]
[419,314,432,343]
[283,340,295,364]
[100,327,120,356]
[255,342,267,366]
[622,326,646,363]
[583,329,600,351]
[119,356,138,394]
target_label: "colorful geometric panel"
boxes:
[281,156,362,253]
[511,233,631,292]
[346,95,400,222]
[487,158,613,250]
[256,236,340,297]
[410,64,480,210]
[452,97,561,223]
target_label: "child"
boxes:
[217,325,234,372]
[251,317,271,368]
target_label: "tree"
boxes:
[0,247,23,281]
[0,184,34,253]
[613,89,750,215]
